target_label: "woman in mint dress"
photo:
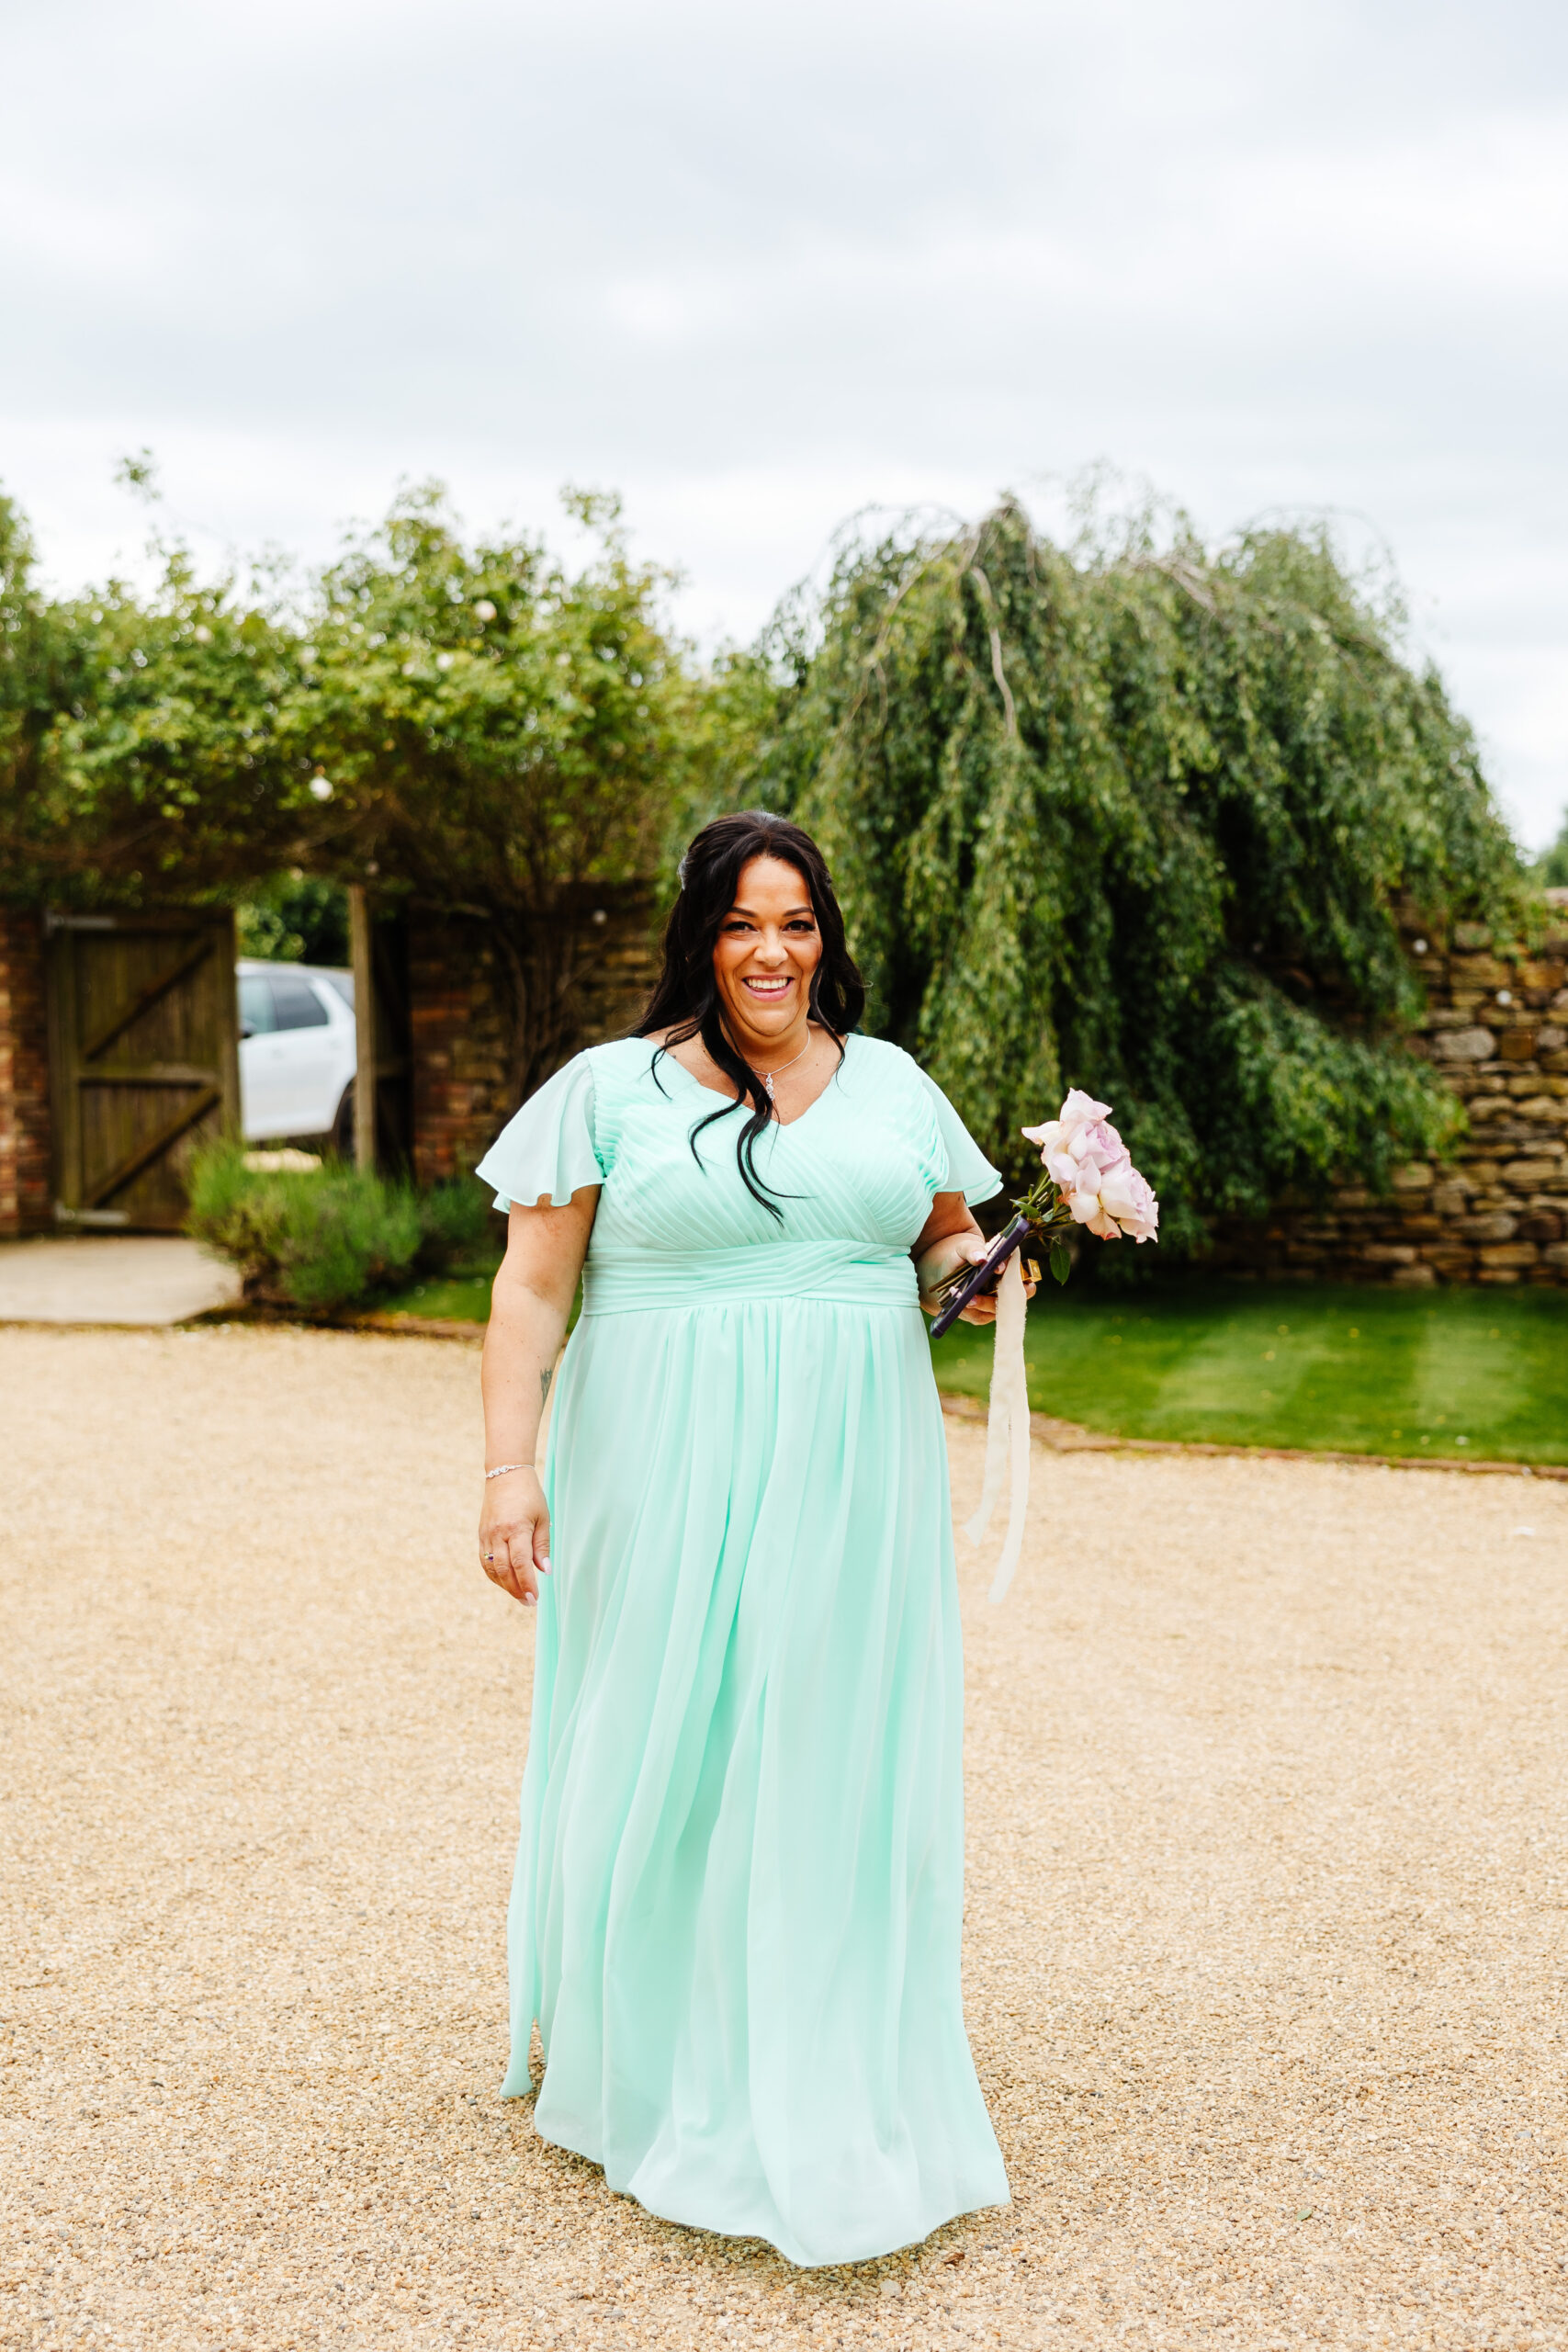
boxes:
[475,812,1011,2267]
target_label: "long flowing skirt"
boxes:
[502,1283,1009,2268]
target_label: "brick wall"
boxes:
[1211,896,1568,1287]
[407,916,511,1190]
[408,887,661,1189]
[0,909,53,1238]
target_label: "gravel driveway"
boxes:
[4,1325,1566,2350]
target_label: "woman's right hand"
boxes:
[479,1467,552,1608]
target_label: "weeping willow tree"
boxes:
[738,499,1525,1258]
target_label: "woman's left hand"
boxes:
[933,1228,1038,1325]
[914,1209,1038,1326]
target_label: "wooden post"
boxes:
[349,885,377,1172]
[0,909,55,1236]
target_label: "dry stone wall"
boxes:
[1211,894,1568,1287]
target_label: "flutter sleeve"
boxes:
[917,1069,1004,1207]
[473,1052,604,1212]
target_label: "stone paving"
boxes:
[0,1236,241,1327]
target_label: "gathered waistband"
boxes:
[580,1241,920,1316]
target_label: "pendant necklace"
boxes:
[760,1033,813,1103]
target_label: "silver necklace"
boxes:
[759,1033,813,1102]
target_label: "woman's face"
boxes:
[712,855,823,1047]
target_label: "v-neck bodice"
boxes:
[658,1036,840,1130]
[476,1033,1001,1294]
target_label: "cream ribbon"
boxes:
[962,1251,1032,1603]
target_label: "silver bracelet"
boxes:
[484,1463,529,1480]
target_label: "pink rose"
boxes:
[1066,1186,1122,1240]
[1077,1118,1130,1173]
[1098,1162,1160,1243]
[1058,1088,1111,1138]
[1044,1117,1127,1194]
[1021,1089,1112,1166]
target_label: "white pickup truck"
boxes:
[237,960,357,1150]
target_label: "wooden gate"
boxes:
[47,909,240,1229]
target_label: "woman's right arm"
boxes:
[478,1187,598,1607]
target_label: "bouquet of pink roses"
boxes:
[1021,1088,1160,1251]
[931,1091,1158,1603]
[929,1088,1158,1336]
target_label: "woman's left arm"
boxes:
[912,1192,1035,1327]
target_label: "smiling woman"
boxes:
[470,811,1012,2267]
[633,813,869,1202]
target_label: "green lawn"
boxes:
[377,1272,497,1323]
[929,1281,1568,1465]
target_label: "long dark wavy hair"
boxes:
[636,811,866,1215]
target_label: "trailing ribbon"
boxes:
[963,1251,1032,1603]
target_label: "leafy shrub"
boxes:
[186,1142,497,1316]
[414,1173,499,1274]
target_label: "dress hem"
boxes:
[527,2107,1010,2271]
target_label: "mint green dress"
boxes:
[474,1034,1010,2267]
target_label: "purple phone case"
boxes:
[927,1214,1032,1340]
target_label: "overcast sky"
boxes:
[3,0,1564,846]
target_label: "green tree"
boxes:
[0,519,312,907]
[1,479,705,1099]
[734,499,1526,1258]
[236,874,350,965]
[278,483,700,1095]
[1537,808,1568,890]
[0,493,87,898]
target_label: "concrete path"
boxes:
[0,1234,241,1326]
[4,1325,1567,2349]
